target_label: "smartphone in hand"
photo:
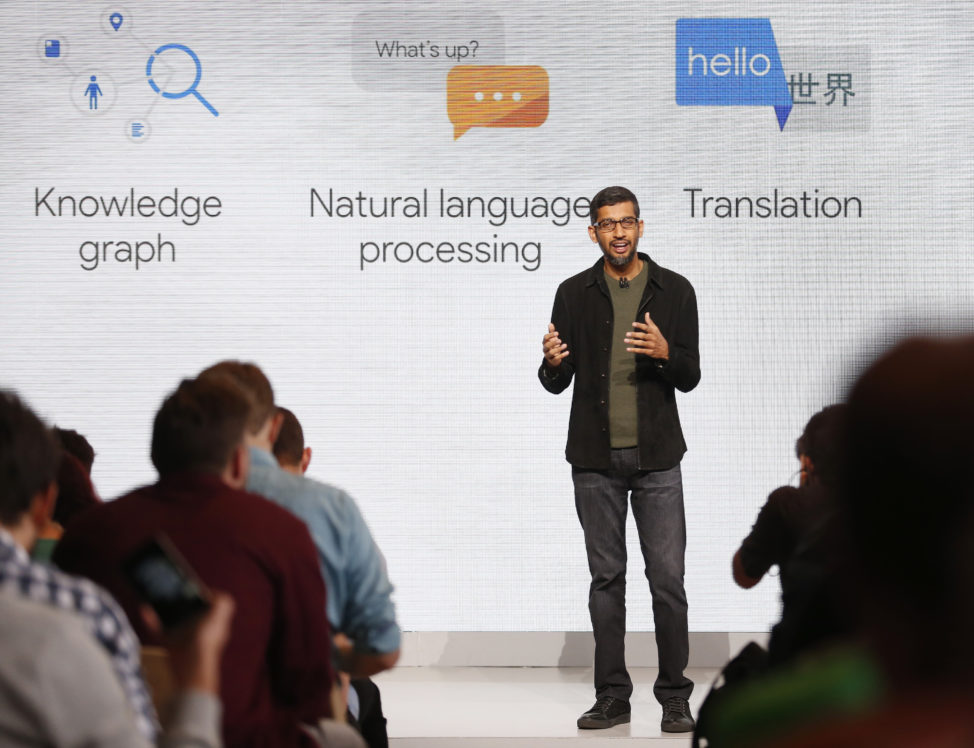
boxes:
[123,534,211,631]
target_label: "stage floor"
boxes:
[375,666,718,747]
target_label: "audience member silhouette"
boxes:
[273,404,390,748]
[699,336,974,747]
[0,390,159,740]
[198,362,401,680]
[53,426,95,473]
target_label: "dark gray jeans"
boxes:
[573,448,693,704]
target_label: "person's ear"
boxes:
[226,444,250,488]
[29,482,59,527]
[300,447,312,474]
[268,410,285,447]
[799,455,814,486]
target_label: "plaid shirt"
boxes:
[0,528,158,740]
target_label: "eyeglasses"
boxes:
[593,217,639,233]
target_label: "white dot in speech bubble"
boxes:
[512,92,522,101]
[474,92,484,101]
[493,92,502,101]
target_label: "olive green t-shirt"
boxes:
[606,262,648,448]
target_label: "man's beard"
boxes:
[604,244,636,268]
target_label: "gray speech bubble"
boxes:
[352,9,505,93]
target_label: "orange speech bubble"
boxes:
[447,65,549,139]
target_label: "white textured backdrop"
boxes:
[2,1,972,633]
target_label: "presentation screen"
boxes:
[2,1,971,633]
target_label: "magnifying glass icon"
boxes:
[146,43,218,117]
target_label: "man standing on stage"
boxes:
[539,186,699,732]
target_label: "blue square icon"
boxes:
[45,39,60,58]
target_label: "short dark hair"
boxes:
[198,361,275,436]
[794,404,847,486]
[54,451,100,528]
[151,376,253,477]
[53,427,95,473]
[0,391,61,525]
[273,406,305,467]
[589,186,640,225]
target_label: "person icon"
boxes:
[84,75,103,110]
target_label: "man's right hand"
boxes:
[142,591,235,695]
[543,323,569,368]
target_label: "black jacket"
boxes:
[539,253,700,469]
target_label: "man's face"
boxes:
[588,201,644,268]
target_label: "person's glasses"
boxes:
[593,217,638,233]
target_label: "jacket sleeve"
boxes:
[538,284,575,394]
[658,281,700,393]
[737,487,793,580]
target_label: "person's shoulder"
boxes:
[293,474,362,529]
[227,480,320,531]
[246,459,306,506]
[19,547,129,622]
[300,474,354,503]
[256,460,355,508]
[0,591,89,653]
[248,464,359,532]
[0,592,139,739]
[557,259,601,293]
[768,485,802,504]
[652,260,695,293]
[750,485,797,523]
[58,484,157,547]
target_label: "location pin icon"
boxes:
[110,13,123,31]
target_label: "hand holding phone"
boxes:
[123,534,212,631]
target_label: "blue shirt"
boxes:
[246,447,401,654]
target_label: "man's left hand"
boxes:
[625,312,669,360]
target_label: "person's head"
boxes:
[53,427,95,474]
[150,376,253,489]
[587,186,644,270]
[795,404,847,487]
[272,406,312,475]
[0,391,60,547]
[53,451,100,529]
[837,335,974,684]
[197,361,282,451]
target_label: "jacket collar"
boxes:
[584,252,663,292]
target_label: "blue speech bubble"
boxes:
[676,18,792,130]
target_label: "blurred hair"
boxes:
[151,376,253,477]
[837,335,974,679]
[53,427,95,473]
[53,451,101,528]
[198,361,275,435]
[794,404,847,486]
[0,391,61,525]
[589,186,640,225]
[273,406,305,467]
